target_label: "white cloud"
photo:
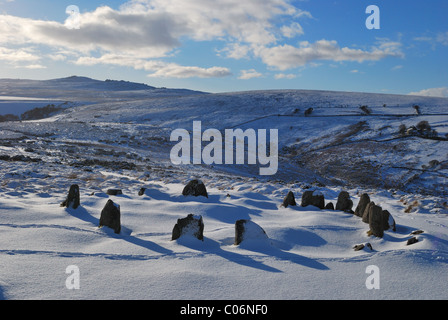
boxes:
[0,46,40,62]
[218,43,251,60]
[274,73,297,79]
[146,64,231,78]
[238,69,263,80]
[0,6,183,58]
[0,0,309,77]
[436,31,448,46]
[0,0,404,77]
[74,54,231,78]
[255,39,403,70]
[408,87,448,98]
[15,64,47,69]
[0,0,309,55]
[281,22,304,38]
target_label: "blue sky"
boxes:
[0,0,447,95]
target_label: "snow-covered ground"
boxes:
[0,77,447,300]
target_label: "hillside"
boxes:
[0,77,447,300]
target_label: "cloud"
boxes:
[15,64,47,69]
[74,54,231,78]
[238,69,263,80]
[0,46,41,62]
[412,31,448,49]
[0,0,404,77]
[281,22,304,38]
[436,31,448,46]
[255,39,403,70]
[274,73,297,79]
[0,5,186,60]
[146,64,231,78]
[408,87,448,98]
[0,0,308,54]
[0,0,310,77]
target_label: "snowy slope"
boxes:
[0,77,447,300]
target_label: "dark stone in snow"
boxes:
[335,191,353,212]
[406,237,418,245]
[61,184,80,209]
[99,199,121,234]
[301,190,325,209]
[282,191,296,208]
[234,219,268,245]
[182,179,208,198]
[362,201,375,223]
[367,203,384,238]
[172,214,204,241]
[325,202,334,210]
[107,189,122,196]
[355,193,370,217]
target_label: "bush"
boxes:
[20,104,64,120]
[416,120,431,132]
[0,114,19,122]
[360,105,371,115]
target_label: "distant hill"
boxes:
[0,76,206,102]
[45,76,156,91]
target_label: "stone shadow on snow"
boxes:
[176,236,282,273]
[239,240,329,271]
[176,236,329,272]
[65,206,173,255]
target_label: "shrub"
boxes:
[416,120,431,132]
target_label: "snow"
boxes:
[0,77,447,300]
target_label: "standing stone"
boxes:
[182,179,208,198]
[362,201,375,223]
[301,190,325,209]
[325,202,334,210]
[368,204,385,237]
[335,191,353,212]
[99,199,121,234]
[61,184,80,209]
[234,219,268,245]
[138,187,146,196]
[355,193,370,217]
[381,210,396,231]
[107,189,122,196]
[172,214,204,241]
[282,191,296,208]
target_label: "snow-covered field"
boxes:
[0,77,447,300]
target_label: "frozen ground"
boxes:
[0,77,447,300]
